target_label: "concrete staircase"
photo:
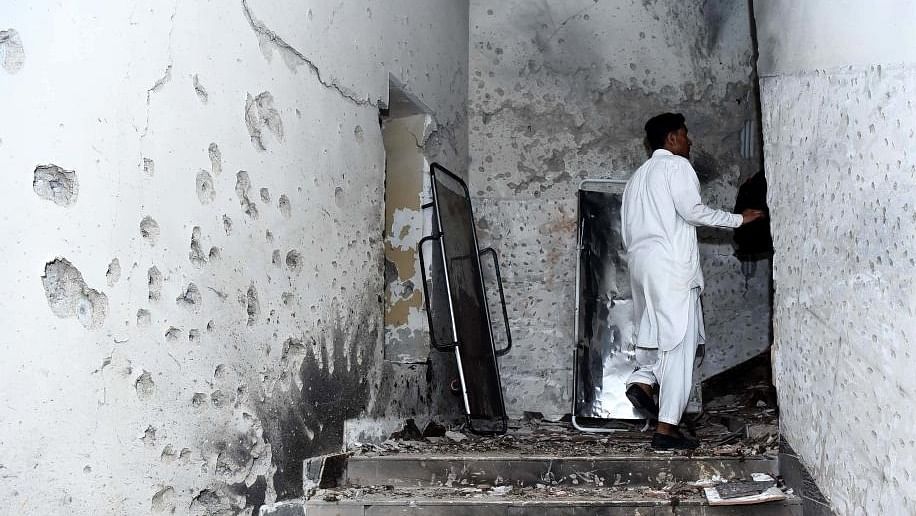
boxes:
[260,452,802,515]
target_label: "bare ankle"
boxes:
[656,422,679,436]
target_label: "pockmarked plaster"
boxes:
[0,0,467,513]
[469,0,768,417]
[756,3,916,514]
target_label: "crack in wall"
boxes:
[542,0,601,47]
[241,0,377,108]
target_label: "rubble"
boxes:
[352,380,780,460]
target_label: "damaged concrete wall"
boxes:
[755,1,916,514]
[0,0,467,513]
[468,0,766,418]
[383,114,433,364]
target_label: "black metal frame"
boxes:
[417,162,512,435]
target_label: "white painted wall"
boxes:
[0,1,467,513]
[468,0,767,418]
[756,2,916,514]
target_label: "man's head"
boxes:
[645,112,691,158]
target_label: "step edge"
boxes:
[305,496,803,507]
[347,455,777,462]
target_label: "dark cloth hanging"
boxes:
[733,171,773,260]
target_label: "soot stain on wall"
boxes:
[255,302,379,498]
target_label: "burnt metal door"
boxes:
[572,180,640,430]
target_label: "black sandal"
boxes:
[625,384,660,419]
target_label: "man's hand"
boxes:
[741,209,765,225]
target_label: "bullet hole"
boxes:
[192,392,208,407]
[272,249,282,267]
[41,258,108,329]
[136,371,155,400]
[235,171,258,219]
[210,389,227,408]
[196,170,216,204]
[33,164,78,206]
[147,266,162,301]
[334,186,344,206]
[140,216,160,246]
[189,329,201,342]
[208,247,221,260]
[246,285,260,325]
[214,364,227,377]
[105,258,121,287]
[189,227,207,267]
[165,327,183,341]
[281,337,306,363]
[354,125,364,143]
[206,320,215,332]
[286,250,302,271]
[143,157,155,177]
[136,309,152,327]
[160,445,176,463]
[179,448,192,462]
[278,194,292,218]
[0,29,25,73]
[151,485,176,514]
[260,187,270,203]
[222,215,233,235]
[265,230,273,243]
[245,91,284,151]
[176,283,201,311]
[83,465,91,474]
[281,292,294,306]
[208,142,221,176]
[141,425,157,446]
[193,74,208,103]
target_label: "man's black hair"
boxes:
[645,112,686,150]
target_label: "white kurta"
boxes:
[621,149,742,351]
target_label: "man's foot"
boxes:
[626,384,659,419]
[651,431,700,450]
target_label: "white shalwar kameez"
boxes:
[621,149,742,425]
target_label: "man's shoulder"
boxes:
[650,153,691,167]
[643,154,692,177]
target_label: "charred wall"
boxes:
[468,0,767,417]
[0,1,468,513]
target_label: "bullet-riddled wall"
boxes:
[0,1,467,513]
[755,1,916,514]
[468,0,768,417]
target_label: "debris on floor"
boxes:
[704,474,789,506]
[350,393,778,459]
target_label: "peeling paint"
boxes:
[0,28,25,73]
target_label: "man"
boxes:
[621,113,763,450]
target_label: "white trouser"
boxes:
[626,288,701,426]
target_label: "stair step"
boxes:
[343,454,778,489]
[261,489,802,516]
